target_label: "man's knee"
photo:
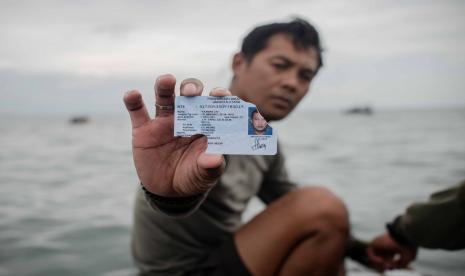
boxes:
[286,186,349,235]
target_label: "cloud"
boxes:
[0,0,464,113]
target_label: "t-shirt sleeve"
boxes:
[257,146,298,204]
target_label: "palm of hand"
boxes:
[132,116,210,197]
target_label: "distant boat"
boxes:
[69,116,90,124]
[344,106,373,115]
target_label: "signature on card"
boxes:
[251,137,267,151]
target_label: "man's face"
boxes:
[252,112,268,132]
[232,34,319,121]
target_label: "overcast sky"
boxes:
[1,0,465,115]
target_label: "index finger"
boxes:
[155,74,176,117]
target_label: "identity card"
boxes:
[174,96,277,155]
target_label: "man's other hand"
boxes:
[366,233,418,272]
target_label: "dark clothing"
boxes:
[137,235,251,276]
[132,150,296,275]
[185,236,251,276]
[388,180,465,250]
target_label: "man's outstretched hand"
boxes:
[123,74,230,197]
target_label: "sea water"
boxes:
[1,108,464,276]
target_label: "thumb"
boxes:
[197,153,225,183]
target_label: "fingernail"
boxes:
[184,83,197,94]
[124,90,136,98]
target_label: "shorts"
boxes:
[185,235,252,276]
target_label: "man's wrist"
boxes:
[345,236,372,267]
[386,216,416,247]
[141,183,204,217]
[346,237,368,258]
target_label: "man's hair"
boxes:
[240,18,323,69]
[251,109,259,117]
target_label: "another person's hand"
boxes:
[366,233,418,271]
[123,74,230,197]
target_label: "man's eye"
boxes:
[300,72,314,82]
[273,63,287,70]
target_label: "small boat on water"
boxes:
[344,106,373,115]
[69,116,90,124]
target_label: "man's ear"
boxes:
[232,52,246,75]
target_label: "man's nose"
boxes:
[281,70,299,93]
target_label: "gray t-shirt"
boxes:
[132,150,296,275]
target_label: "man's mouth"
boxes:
[270,95,293,109]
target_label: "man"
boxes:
[123,18,350,276]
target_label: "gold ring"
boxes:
[155,103,174,110]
